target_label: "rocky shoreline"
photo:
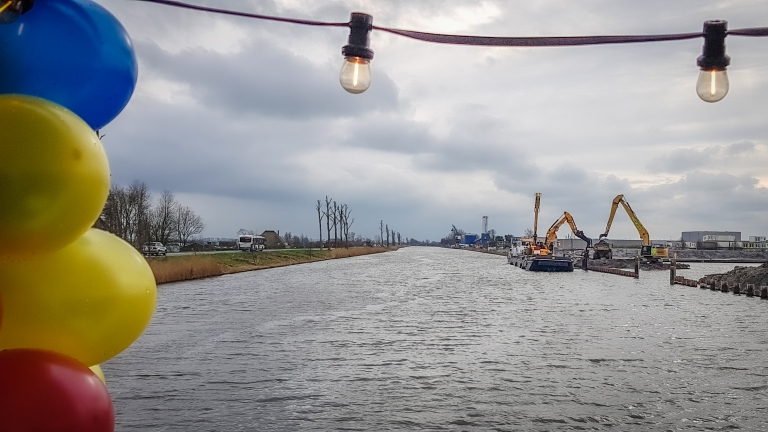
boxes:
[703,263,768,288]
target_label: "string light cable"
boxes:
[5,0,768,100]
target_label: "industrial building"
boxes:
[681,231,740,249]
[681,231,741,243]
[679,231,767,250]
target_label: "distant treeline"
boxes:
[313,195,410,250]
[95,181,204,248]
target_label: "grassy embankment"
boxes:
[146,247,398,285]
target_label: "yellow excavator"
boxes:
[593,194,668,261]
[543,211,592,254]
[521,193,591,256]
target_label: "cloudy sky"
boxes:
[97,0,768,242]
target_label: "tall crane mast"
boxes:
[532,192,541,245]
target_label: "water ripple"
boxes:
[105,248,768,431]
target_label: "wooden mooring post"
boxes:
[669,255,676,285]
[634,256,639,279]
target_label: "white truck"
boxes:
[237,235,266,252]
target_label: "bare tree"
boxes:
[97,184,126,239]
[175,205,204,246]
[98,181,152,247]
[238,228,254,235]
[324,195,332,250]
[380,220,384,247]
[316,200,323,249]
[340,204,354,248]
[131,182,152,247]
[397,232,401,245]
[346,217,355,248]
[385,224,390,247]
[332,201,338,248]
[150,190,178,244]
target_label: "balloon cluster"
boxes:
[0,1,154,431]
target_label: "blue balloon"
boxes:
[0,0,137,130]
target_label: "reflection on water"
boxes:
[105,248,768,431]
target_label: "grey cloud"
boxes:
[136,39,399,119]
[646,148,713,173]
[413,143,534,176]
[92,0,768,241]
[103,97,337,201]
[647,141,759,173]
[340,116,433,154]
[726,141,755,155]
[641,172,768,235]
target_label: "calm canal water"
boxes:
[105,247,768,431]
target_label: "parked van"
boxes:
[237,235,266,252]
[142,242,167,256]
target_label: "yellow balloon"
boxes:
[89,364,107,385]
[0,95,109,258]
[0,229,156,366]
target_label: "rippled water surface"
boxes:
[106,247,768,431]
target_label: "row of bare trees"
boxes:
[315,196,355,249]
[379,220,403,247]
[97,181,205,249]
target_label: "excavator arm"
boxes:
[544,211,592,251]
[532,192,541,244]
[599,194,650,246]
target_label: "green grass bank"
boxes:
[146,247,400,285]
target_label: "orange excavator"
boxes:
[593,194,668,261]
[543,211,592,254]
[521,193,590,256]
[511,193,577,272]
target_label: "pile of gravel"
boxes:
[705,263,768,287]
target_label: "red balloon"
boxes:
[0,349,114,432]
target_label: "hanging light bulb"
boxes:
[340,56,371,94]
[696,69,729,102]
[0,0,33,25]
[696,20,730,103]
[340,12,373,94]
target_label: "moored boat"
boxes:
[508,254,574,272]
